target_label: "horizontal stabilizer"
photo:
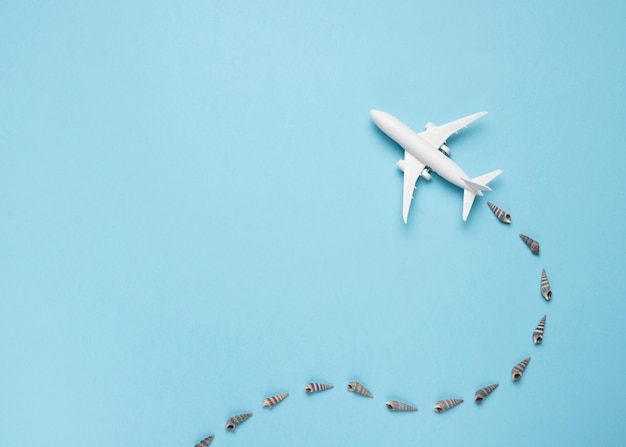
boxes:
[461,177,492,193]
[461,169,503,220]
[472,169,503,187]
[462,189,477,221]
[461,169,503,193]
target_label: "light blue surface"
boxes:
[1,1,625,446]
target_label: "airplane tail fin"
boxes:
[461,169,503,221]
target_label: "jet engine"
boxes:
[439,144,451,156]
[396,159,406,172]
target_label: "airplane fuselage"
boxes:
[370,110,470,190]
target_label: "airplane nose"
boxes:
[369,109,382,121]
[370,109,387,128]
[370,109,395,131]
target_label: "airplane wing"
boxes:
[401,151,426,224]
[418,111,487,150]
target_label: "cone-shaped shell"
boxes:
[474,384,499,404]
[541,269,552,300]
[195,434,215,447]
[304,383,333,393]
[347,381,373,398]
[520,234,540,255]
[533,315,546,344]
[262,392,289,409]
[487,202,512,223]
[434,399,464,413]
[225,413,252,431]
[386,400,418,411]
[512,357,531,381]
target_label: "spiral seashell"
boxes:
[519,233,540,255]
[262,392,289,409]
[474,384,499,404]
[347,381,373,398]
[487,201,511,223]
[540,269,552,300]
[434,399,464,413]
[533,315,546,344]
[511,357,531,381]
[385,400,418,411]
[195,434,215,447]
[225,413,252,431]
[304,383,334,393]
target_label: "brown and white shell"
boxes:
[262,392,289,409]
[225,413,252,431]
[474,384,499,404]
[195,434,215,447]
[533,315,546,344]
[487,201,512,223]
[434,399,464,413]
[347,381,373,398]
[386,400,418,411]
[512,357,531,381]
[541,269,552,300]
[520,233,540,255]
[304,383,334,393]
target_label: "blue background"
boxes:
[2,1,625,446]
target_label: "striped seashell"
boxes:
[434,399,464,413]
[386,400,418,411]
[225,413,252,431]
[519,233,540,255]
[304,383,334,393]
[487,201,511,223]
[262,392,289,409]
[540,268,552,300]
[533,315,546,344]
[195,434,215,447]
[347,381,373,398]
[474,384,499,404]
[512,357,531,381]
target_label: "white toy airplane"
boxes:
[370,109,502,223]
